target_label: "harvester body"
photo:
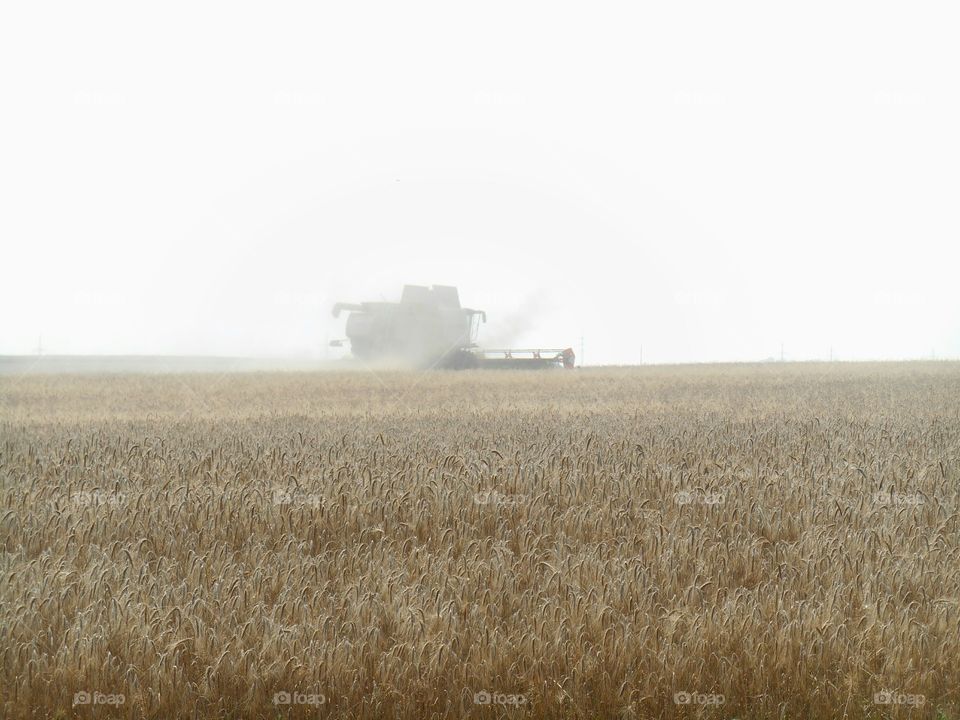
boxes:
[331,285,574,369]
[332,285,484,369]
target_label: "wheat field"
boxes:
[1,363,959,719]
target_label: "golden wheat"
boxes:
[1,362,959,718]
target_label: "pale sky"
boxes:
[2,2,958,365]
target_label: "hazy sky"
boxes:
[2,2,957,365]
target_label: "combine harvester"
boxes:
[331,285,575,370]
